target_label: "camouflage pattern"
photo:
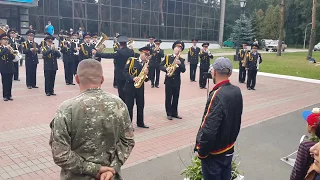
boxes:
[49,88,135,180]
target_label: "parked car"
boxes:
[261,39,273,49]
[314,42,320,51]
[223,39,234,47]
[265,40,287,52]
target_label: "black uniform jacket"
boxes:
[42,45,61,71]
[159,54,186,87]
[60,41,74,62]
[245,52,262,70]
[79,43,95,61]
[188,46,200,65]
[123,57,149,94]
[199,50,213,69]
[0,46,15,73]
[149,48,164,68]
[23,41,40,65]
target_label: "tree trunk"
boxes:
[219,0,226,47]
[307,0,316,60]
[277,0,285,56]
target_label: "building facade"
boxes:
[1,0,221,41]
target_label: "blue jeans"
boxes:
[201,154,233,180]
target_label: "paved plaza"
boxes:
[0,57,320,179]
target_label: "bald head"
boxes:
[76,59,103,86]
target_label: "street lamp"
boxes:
[235,0,247,61]
[304,22,312,49]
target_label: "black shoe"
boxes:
[66,83,70,85]
[173,115,182,119]
[251,87,256,90]
[203,87,207,89]
[70,83,75,85]
[113,86,117,88]
[51,93,56,96]
[46,93,51,96]
[32,86,38,88]
[151,84,154,88]
[8,97,13,101]
[167,116,173,120]
[27,86,32,89]
[155,85,159,88]
[247,87,251,90]
[137,124,149,128]
[200,87,203,89]
[193,80,197,82]
[3,98,8,101]
[14,79,20,81]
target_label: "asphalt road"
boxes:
[121,103,319,180]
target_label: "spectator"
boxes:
[45,21,54,35]
[49,59,135,179]
[194,57,243,180]
[290,108,320,180]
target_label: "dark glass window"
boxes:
[29,1,44,16]
[166,27,174,39]
[141,24,149,38]
[99,0,110,5]
[122,23,132,37]
[43,0,59,16]
[195,29,201,40]
[176,2,182,14]
[111,7,121,22]
[111,0,120,6]
[29,16,44,34]
[87,20,98,33]
[214,30,219,41]
[196,5,203,17]
[100,21,111,36]
[132,0,142,9]
[196,17,202,28]
[189,16,196,28]
[175,15,182,27]
[168,0,175,13]
[150,11,159,25]
[132,9,141,24]
[74,3,86,18]
[122,8,132,23]
[59,0,72,18]
[182,3,189,16]
[190,4,196,16]
[159,25,166,39]
[201,29,208,41]
[150,26,159,38]
[141,11,150,25]
[101,5,111,22]
[132,24,140,38]
[111,22,122,37]
[151,0,160,12]
[208,30,214,41]
[74,19,86,32]
[181,28,188,40]
[188,28,195,40]
[182,16,189,28]
[166,14,174,27]
[142,0,150,10]
[122,0,132,8]
[87,3,98,20]
[174,27,181,39]
[60,18,73,31]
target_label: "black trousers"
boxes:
[113,64,117,87]
[116,79,126,102]
[44,70,56,94]
[1,73,13,98]
[20,58,23,66]
[190,64,197,81]
[63,61,74,84]
[247,69,258,88]
[73,55,79,75]
[199,68,208,88]
[13,62,19,80]
[149,66,160,86]
[26,63,37,87]
[165,85,180,116]
[239,65,246,83]
[125,88,145,126]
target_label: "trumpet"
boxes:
[5,45,22,62]
[127,39,134,49]
[71,39,80,55]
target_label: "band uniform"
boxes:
[23,30,40,89]
[149,39,164,88]
[79,33,94,61]
[123,48,150,128]
[199,43,213,89]
[42,36,61,96]
[70,32,81,75]
[112,35,120,88]
[245,44,262,90]
[91,32,101,62]
[8,29,20,81]
[160,41,186,120]
[60,34,75,85]
[238,43,249,83]
[188,39,200,82]
[0,33,15,101]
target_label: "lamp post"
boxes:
[304,22,312,49]
[235,0,247,61]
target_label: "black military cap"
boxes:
[242,42,248,45]
[26,30,35,36]
[251,44,259,49]
[172,40,185,51]
[0,33,9,39]
[139,46,151,53]
[44,32,51,36]
[192,39,198,42]
[83,32,91,38]
[91,32,98,37]
[72,32,78,36]
[154,39,162,43]
[148,36,155,39]
[8,29,17,34]
[202,42,209,47]
[44,36,55,41]
[118,36,129,43]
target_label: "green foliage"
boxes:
[181,156,242,180]
[230,14,255,47]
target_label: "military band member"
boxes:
[91,32,102,62]
[188,39,200,82]
[8,29,20,81]
[160,41,186,120]
[61,33,75,85]
[79,33,94,61]
[123,47,151,128]
[70,32,81,75]
[0,33,15,101]
[112,34,121,88]
[40,32,51,51]
[92,36,135,102]
[199,43,213,89]
[146,36,155,48]
[42,36,61,96]
[23,30,40,89]
[238,42,249,83]
[149,39,164,88]
[245,44,262,90]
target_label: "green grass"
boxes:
[220,52,320,80]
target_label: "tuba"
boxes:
[134,56,152,88]
[95,32,108,50]
[0,26,7,34]
[167,52,180,77]
[127,38,134,49]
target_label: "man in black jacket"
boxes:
[42,36,61,96]
[0,33,15,101]
[188,39,200,82]
[195,57,243,180]
[160,41,186,120]
[92,36,135,102]
[149,39,164,88]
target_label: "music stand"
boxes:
[280,135,308,167]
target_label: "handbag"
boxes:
[305,163,318,180]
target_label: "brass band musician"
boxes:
[238,42,249,83]
[8,29,20,81]
[91,32,102,62]
[149,39,164,88]
[199,43,213,89]
[79,32,94,61]
[188,39,200,82]
[60,33,75,85]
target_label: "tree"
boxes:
[252,9,265,40]
[230,14,255,47]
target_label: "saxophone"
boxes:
[167,52,180,77]
[134,56,151,88]
[32,42,37,55]
[241,50,248,67]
